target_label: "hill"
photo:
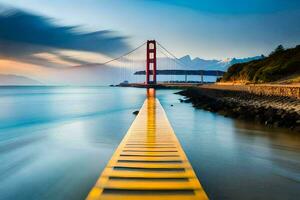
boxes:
[177,55,262,71]
[221,45,300,83]
[0,74,41,85]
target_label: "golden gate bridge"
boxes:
[84,41,215,199]
[80,40,224,86]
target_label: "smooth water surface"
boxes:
[0,87,299,200]
[0,86,145,200]
[157,91,300,200]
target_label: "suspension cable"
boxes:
[99,42,146,66]
[157,46,187,69]
[157,42,189,69]
[73,42,146,68]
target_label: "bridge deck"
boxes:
[87,90,209,200]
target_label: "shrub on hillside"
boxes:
[221,44,300,83]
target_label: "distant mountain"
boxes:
[0,74,41,85]
[177,55,263,71]
[0,55,262,85]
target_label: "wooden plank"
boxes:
[86,92,209,200]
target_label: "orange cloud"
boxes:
[0,59,54,82]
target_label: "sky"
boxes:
[0,0,300,84]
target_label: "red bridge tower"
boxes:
[146,40,157,85]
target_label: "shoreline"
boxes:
[176,86,300,132]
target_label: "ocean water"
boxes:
[0,86,299,200]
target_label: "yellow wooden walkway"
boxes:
[87,89,209,200]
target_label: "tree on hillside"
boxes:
[275,45,284,52]
[270,45,285,55]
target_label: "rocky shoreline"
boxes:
[177,87,300,132]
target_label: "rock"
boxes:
[294,125,300,132]
[254,115,261,123]
[132,110,139,115]
[217,110,227,116]
[264,108,276,119]
[176,87,300,132]
[276,109,284,116]
[183,98,191,103]
[273,121,280,128]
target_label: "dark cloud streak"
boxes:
[0,6,130,63]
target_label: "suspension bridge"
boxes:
[82,40,224,86]
[86,41,212,199]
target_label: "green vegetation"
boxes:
[221,45,300,83]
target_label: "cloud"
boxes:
[0,5,130,65]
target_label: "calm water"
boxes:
[0,87,299,200]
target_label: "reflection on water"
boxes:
[157,90,300,200]
[0,87,299,200]
[0,86,146,200]
[146,88,156,144]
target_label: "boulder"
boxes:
[132,110,139,115]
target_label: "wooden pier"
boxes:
[87,89,208,200]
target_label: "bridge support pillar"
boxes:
[146,40,157,85]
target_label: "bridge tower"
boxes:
[146,40,157,85]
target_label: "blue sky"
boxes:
[1,0,300,59]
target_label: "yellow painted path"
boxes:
[87,89,209,200]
